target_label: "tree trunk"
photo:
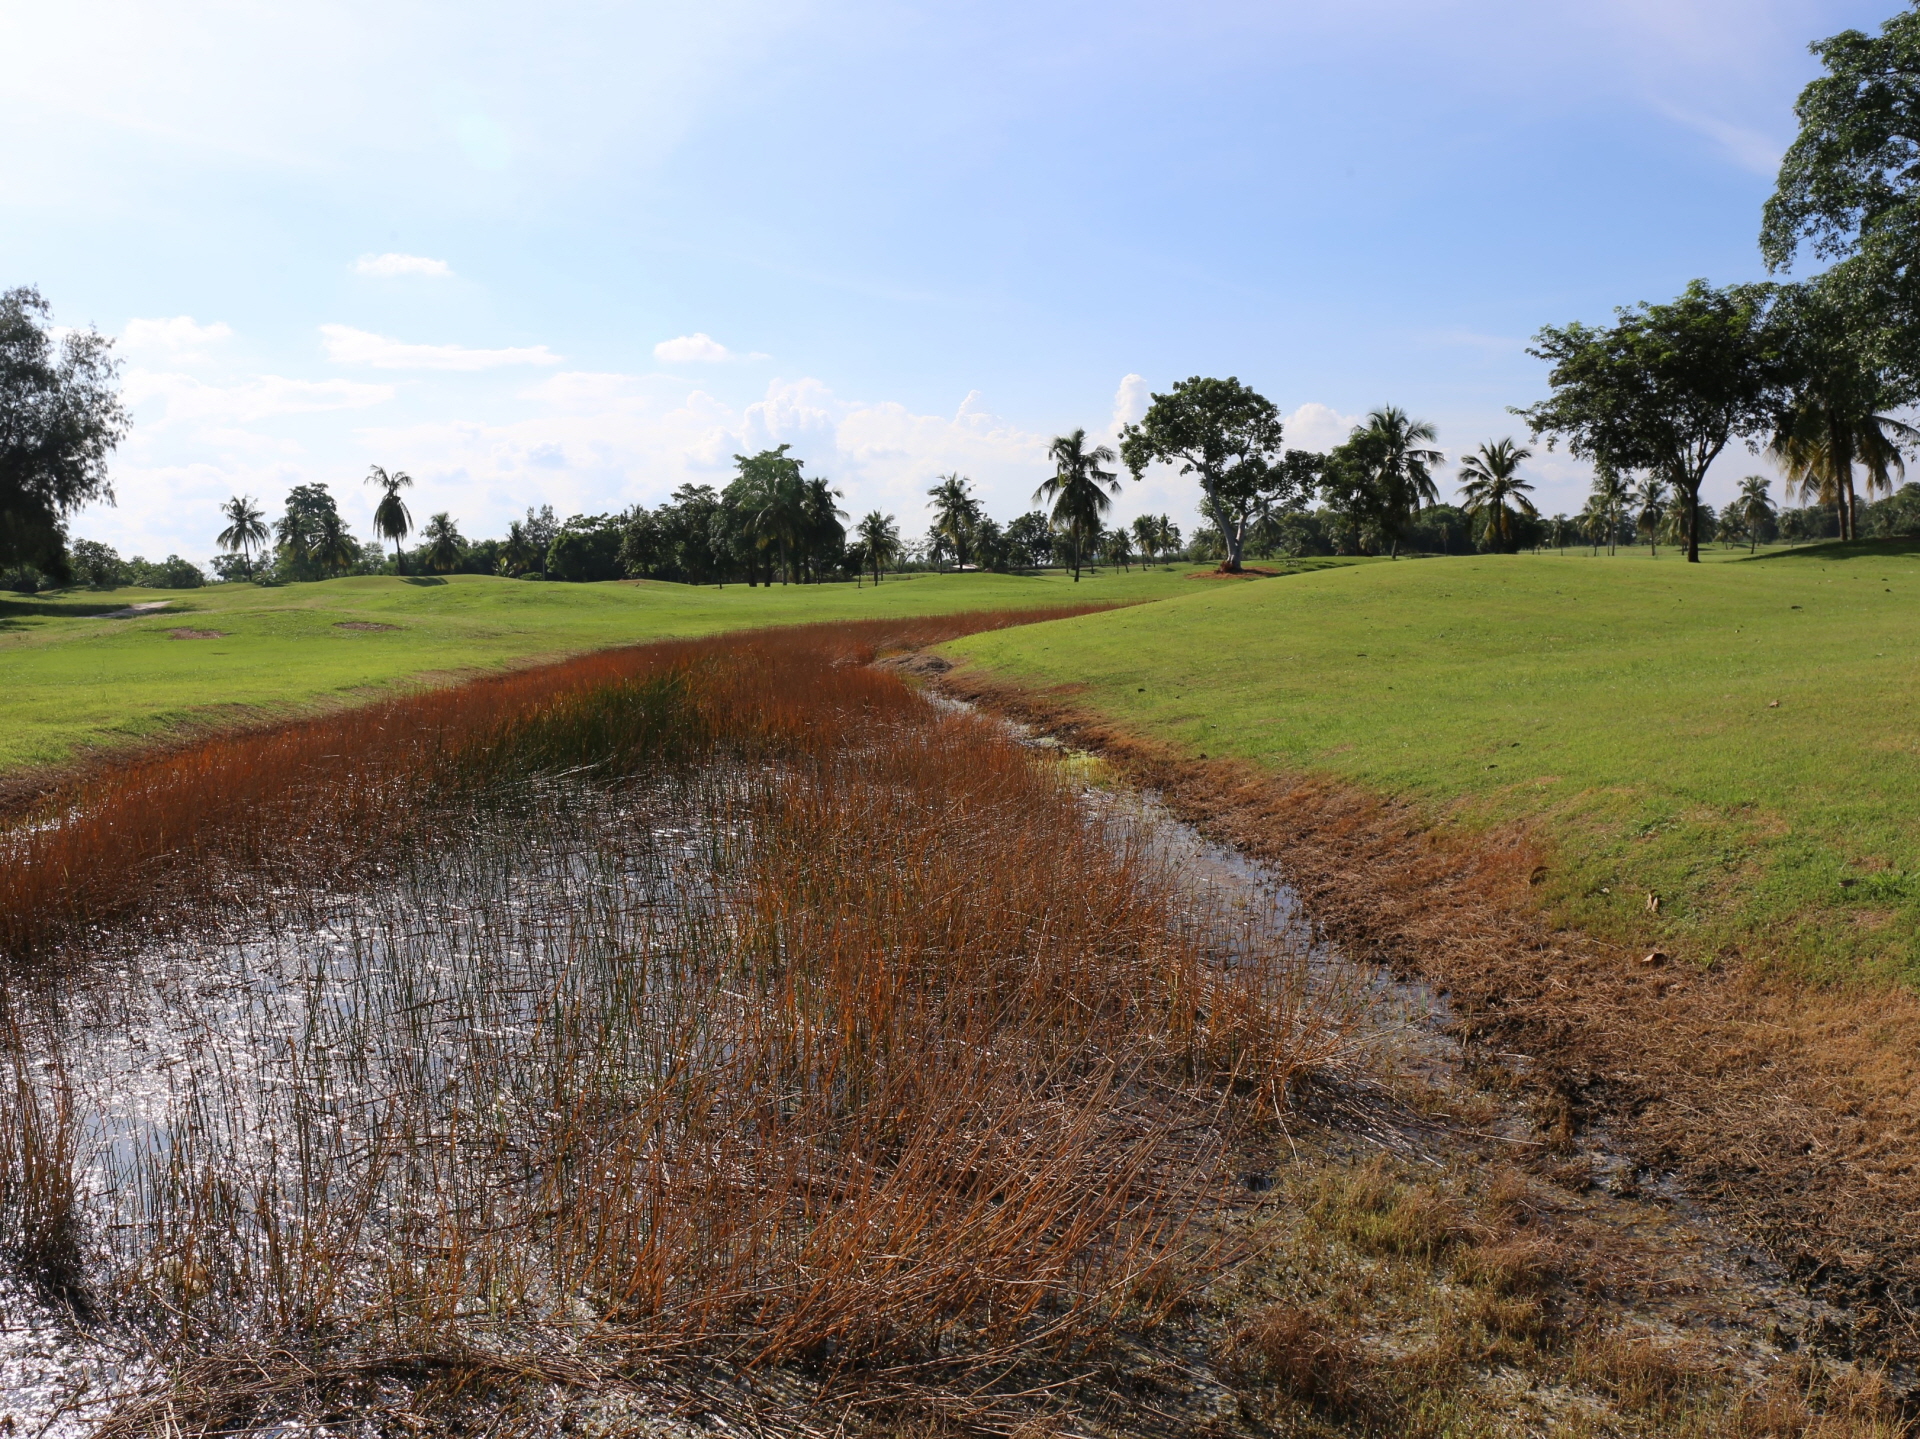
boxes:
[1684,487,1700,563]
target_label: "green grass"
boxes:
[949,540,1920,985]
[0,567,1200,775]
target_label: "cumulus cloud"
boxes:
[320,324,561,370]
[121,316,234,358]
[1283,402,1362,452]
[652,332,766,364]
[354,252,454,278]
[1110,373,1149,432]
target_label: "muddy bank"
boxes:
[931,658,1920,1371]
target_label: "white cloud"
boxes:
[1283,402,1362,453]
[354,252,454,279]
[121,316,234,358]
[1110,373,1149,433]
[652,332,766,364]
[320,324,561,370]
[124,370,395,424]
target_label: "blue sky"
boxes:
[0,0,1895,564]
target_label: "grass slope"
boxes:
[0,567,1199,774]
[950,541,1920,986]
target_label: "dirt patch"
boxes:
[167,628,227,640]
[937,663,1920,1367]
[1188,565,1289,579]
[333,621,401,632]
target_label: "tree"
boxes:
[1455,439,1538,553]
[729,446,810,583]
[1120,377,1285,573]
[365,466,413,572]
[1767,280,1918,540]
[1005,511,1053,569]
[422,512,464,573]
[1036,430,1122,582]
[68,538,128,589]
[855,510,901,584]
[1631,475,1670,556]
[1761,6,1920,385]
[546,514,624,582]
[927,473,983,571]
[1100,526,1134,570]
[275,484,351,581]
[1,287,129,584]
[799,478,848,581]
[216,494,269,580]
[1517,280,1778,563]
[1586,465,1630,556]
[1329,409,1442,558]
[1735,475,1779,553]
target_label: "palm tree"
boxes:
[215,494,269,580]
[500,520,537,576]
[1736,475,1777,554]
[855,511,900,584]
[422,512,463,573]
[927,473,982,571]
[1035,430,1121,582]
[366,466,414,573]
[314,509,356,577]
[1456,439,1538,553]
[1356,406,1443,558]
[1769,403,1918,542]
[1101,526,1134,571]
[1585,466,1630,556]
[799,478,847,582]
[1131,513,1161,563]
[1631,475,1669,557]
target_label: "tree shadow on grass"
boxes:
[1741,537,1920,564]
[401,576,448,586]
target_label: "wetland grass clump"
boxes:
[0,613,1345,1435]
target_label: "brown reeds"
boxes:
[0,611,1345,1434]
[0,608,1112,963]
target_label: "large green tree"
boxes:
[1,287,128,583]
[1516,280,1778,563]
[1119,377,1285,573]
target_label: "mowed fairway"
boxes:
[0,567,1195,774]
[950,542,1920,985]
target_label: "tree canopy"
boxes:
[1515,280,1778,562]
[0,287,128,581]
[1119,376,1285,573]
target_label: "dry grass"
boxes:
[932,662,1920,1375]
[0,613,1349,1436]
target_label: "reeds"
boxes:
[0,612,1346,1434]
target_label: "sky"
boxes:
[0,0,1902,565]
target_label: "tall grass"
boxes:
[0,612,1345,1434]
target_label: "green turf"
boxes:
[949,540,1920,985]
[0,567,1203,775]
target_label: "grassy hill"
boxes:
[949,541,1920,986]
[0,567,1203,775]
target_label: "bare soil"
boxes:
[934,661,1920,1372]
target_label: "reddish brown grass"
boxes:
[0,607,1350,1434]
